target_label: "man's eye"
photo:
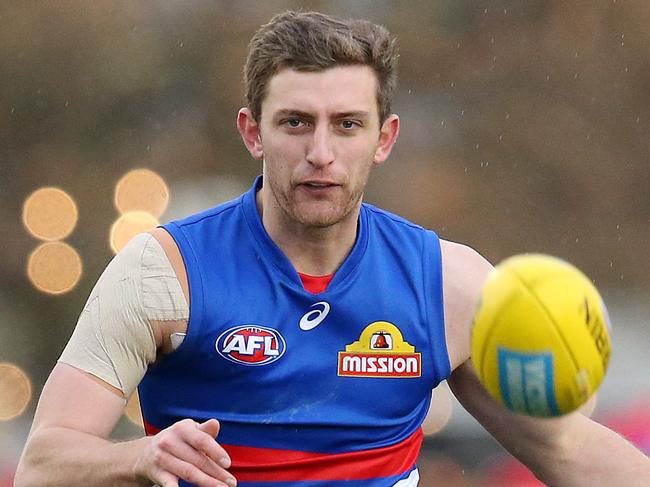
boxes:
[285,119,304,128]
[341,120,360,129]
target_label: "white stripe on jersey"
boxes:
[154,467,421,487]
[393,467,419,486]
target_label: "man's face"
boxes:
[256,65,393,228]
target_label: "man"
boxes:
[15,10,650,487]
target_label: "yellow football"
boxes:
[471,254,611,417]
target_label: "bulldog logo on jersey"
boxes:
[338,321,421,378]
[216,325,286,366]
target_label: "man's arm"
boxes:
[15,363,234,487]
[441,240,650,486]
[15,231,236,487]
[449,360,650,486]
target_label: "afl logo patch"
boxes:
[216,325,286,366]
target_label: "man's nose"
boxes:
[306,126,335,168]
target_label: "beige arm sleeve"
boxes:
[58,232,189,398]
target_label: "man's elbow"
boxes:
[14,432,51,487]
[14,453,38,487]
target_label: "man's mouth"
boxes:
[298,180,339,190]
[303,182,334,188]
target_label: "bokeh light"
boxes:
[422,381,454,436]
[124,390,143,427]
[0,363,32,421]
[110,211,159,253]
[27,241,83,294]
[22,187,78,241]
[115,168,169,218]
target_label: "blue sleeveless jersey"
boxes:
[139,176,451,486]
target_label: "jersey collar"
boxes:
[241,175,368,293]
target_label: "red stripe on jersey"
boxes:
[224,429,422,482]
[298,272,334,294]
[143,419,422,481]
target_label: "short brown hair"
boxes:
[244,10,399,123]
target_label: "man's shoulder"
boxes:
[440,239,488,263]
[439,239,493,369]
[440,239,493,289]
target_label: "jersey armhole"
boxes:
[157,223,205,354]
[423,231,452,385]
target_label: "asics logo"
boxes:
[299,302,330,331]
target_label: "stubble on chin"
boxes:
[293,188,364,228]
[272,185,362,229]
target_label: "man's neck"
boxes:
[255,189,359,276]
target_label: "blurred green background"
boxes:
[1,1,649,485]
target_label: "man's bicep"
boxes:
[57,233,186,398]
[440,240,493,370]
[58,296,133,396]
[30,363,127,439]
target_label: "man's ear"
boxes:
[237,108,264,160]
[373,114,400,166]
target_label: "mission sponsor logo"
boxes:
[338,321,421,378]
[216,325,286,366]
